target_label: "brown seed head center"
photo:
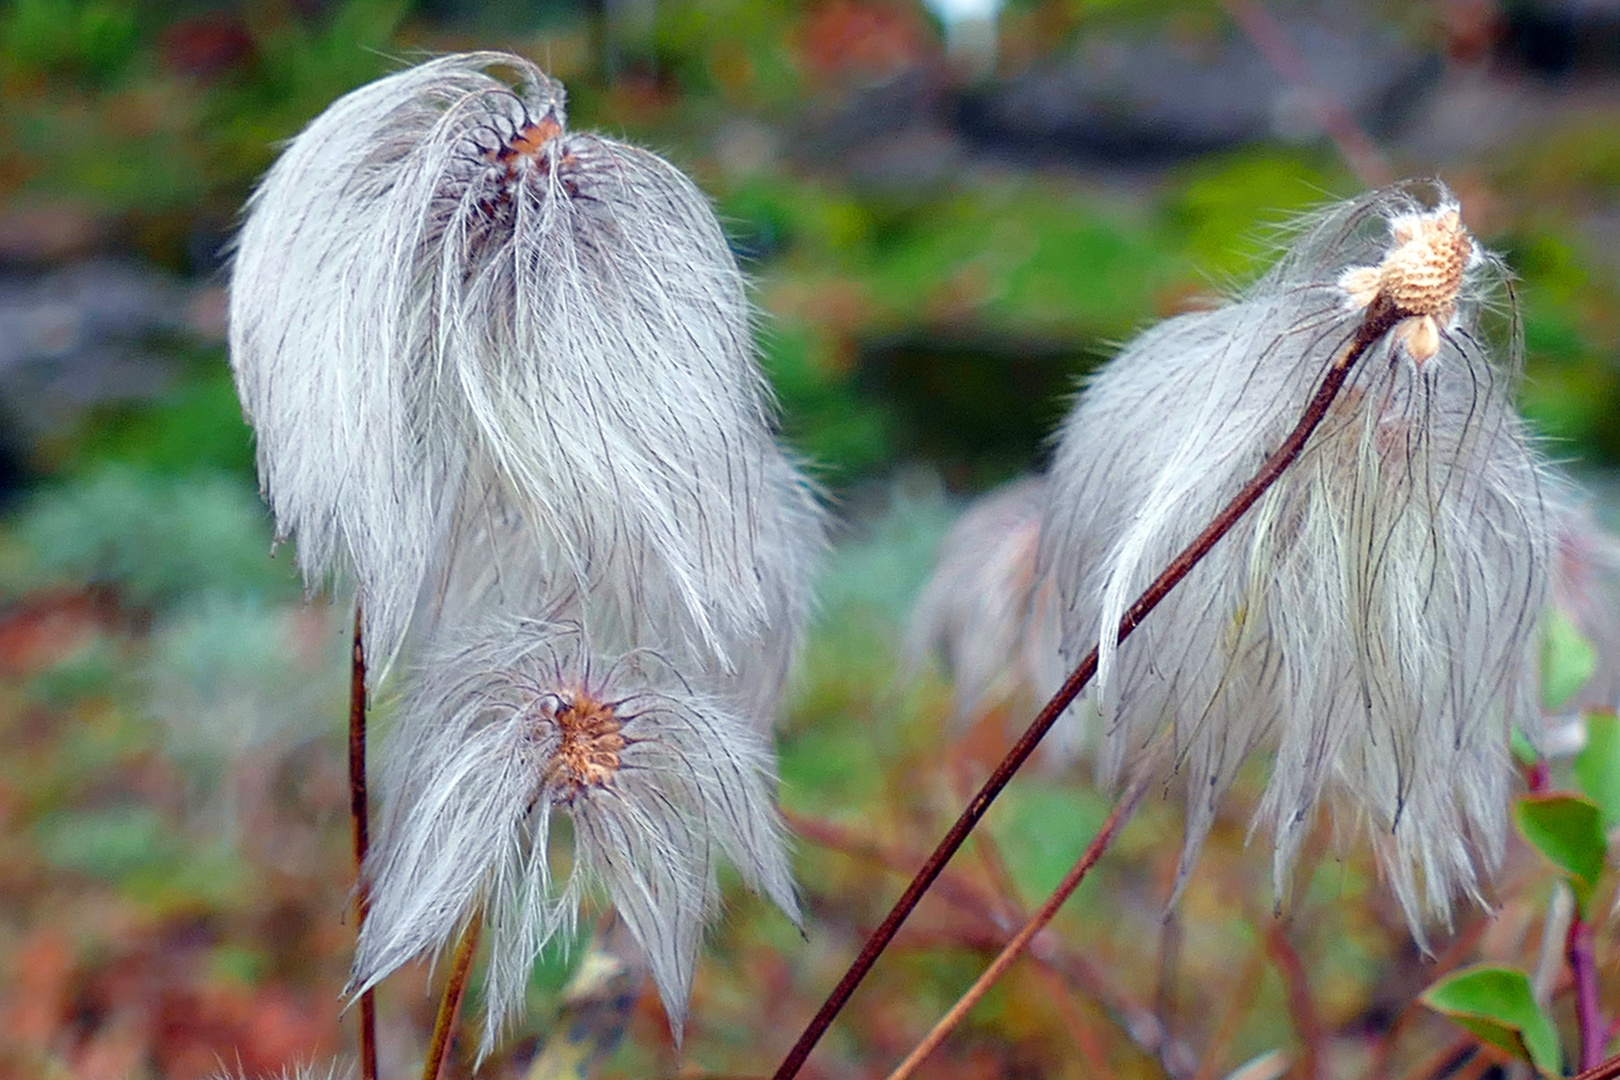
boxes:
[495,116,562,164]
[543,693,625,794]
[1372,209,1472,319]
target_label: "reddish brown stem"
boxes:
[350,604,377,1080]
[422,910,484,1080]
[790,808,1193,1072]
[1573,1051,1620,1080]
[1569,914,1606,1070]
[883,777,1148,1080]
[770,297,1404,1080]
[1264,922,1322,1080]
[1189,944,1268,1080]
[1027,961,1117,1080]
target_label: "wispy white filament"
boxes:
[1550,494,1620,709]
[905,476,1078,753]
[230,52,802,677]
[209,1065,354,1080]
[351,616,798,1053]
[1041,181,1550,933]
[413,437,823,721]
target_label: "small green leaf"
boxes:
[1515,793,1606,913]
[1576,710,1620,828]
[1422,965,1562,1076]
[1511,726,1541,769]
[1542,607,1598,710]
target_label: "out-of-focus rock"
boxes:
[956,9,1437,164]
[0,201,113,266]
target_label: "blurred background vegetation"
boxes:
[3,0,1620,1077]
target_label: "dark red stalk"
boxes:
[770,295,1404,1080]
[350,605,377,1080]
[1568,913,1606,1070]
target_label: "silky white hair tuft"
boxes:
[350,614,798,1054]
[905,476,1082,756]
[1041,180,1550,937]
[230,52,802,678]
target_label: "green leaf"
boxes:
[1576,710,1620,828]
[1422,965,1562,1076]
[1515,793,1606,912]
[1511,726,1541,769]
[1542,607,1598,710]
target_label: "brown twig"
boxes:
[782,809,1008,922]
[423,909,485,1080]
[771,295,1406,1080]
[882,776,1150,1080]
[1189,943,1268,1080]
[1263,922,1322,1080]
[350,604,377,1080]
[791,807,1193,1073]
[1573,1050,1620,1080]
[948,771,1117,1077]
[1028,960,1119,1080]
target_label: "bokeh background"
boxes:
[3,0,1620,1077]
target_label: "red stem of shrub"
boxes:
[350,605,377,1080]
[1569,913,1606,1070]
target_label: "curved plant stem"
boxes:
[1569,914,1606,1070]
[1573,1051,1620,1080]
[350,604,377,1080]
[1264,922,1322,1080]
[771,295,1405,1080]
[883,775,1149,1080]
[787,807,1194,1072]
[423,910,485,1080]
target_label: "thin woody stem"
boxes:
[1569,913,1606,1070]
[350,604,377,1080]
[770,294,1405,1080]
[1573,1051,1620,1080]
[883,774,1149,1080]
[422,909,485,1080]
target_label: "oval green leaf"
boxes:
[1576,710,1620,829]
[1422,965,1562,1077]
[1515,793,1606,914]
[1542,607,1598,711]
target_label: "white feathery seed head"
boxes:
[350,615,798,1054]
[413,437,824,724]
[1548,492,1620,709]
[1041,180,1551,937]
[230,52,794,677]
[905,476,1080,755]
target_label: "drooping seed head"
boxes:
[1042,180,1550,939]
[353,616,799,1057]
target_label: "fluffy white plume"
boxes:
[230,52,797,677]
[351,615,799,1053]
[1549,494,1620,709]
[1041,181,1551,934]
[413,437,823,722]
[905,476,1082,755]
